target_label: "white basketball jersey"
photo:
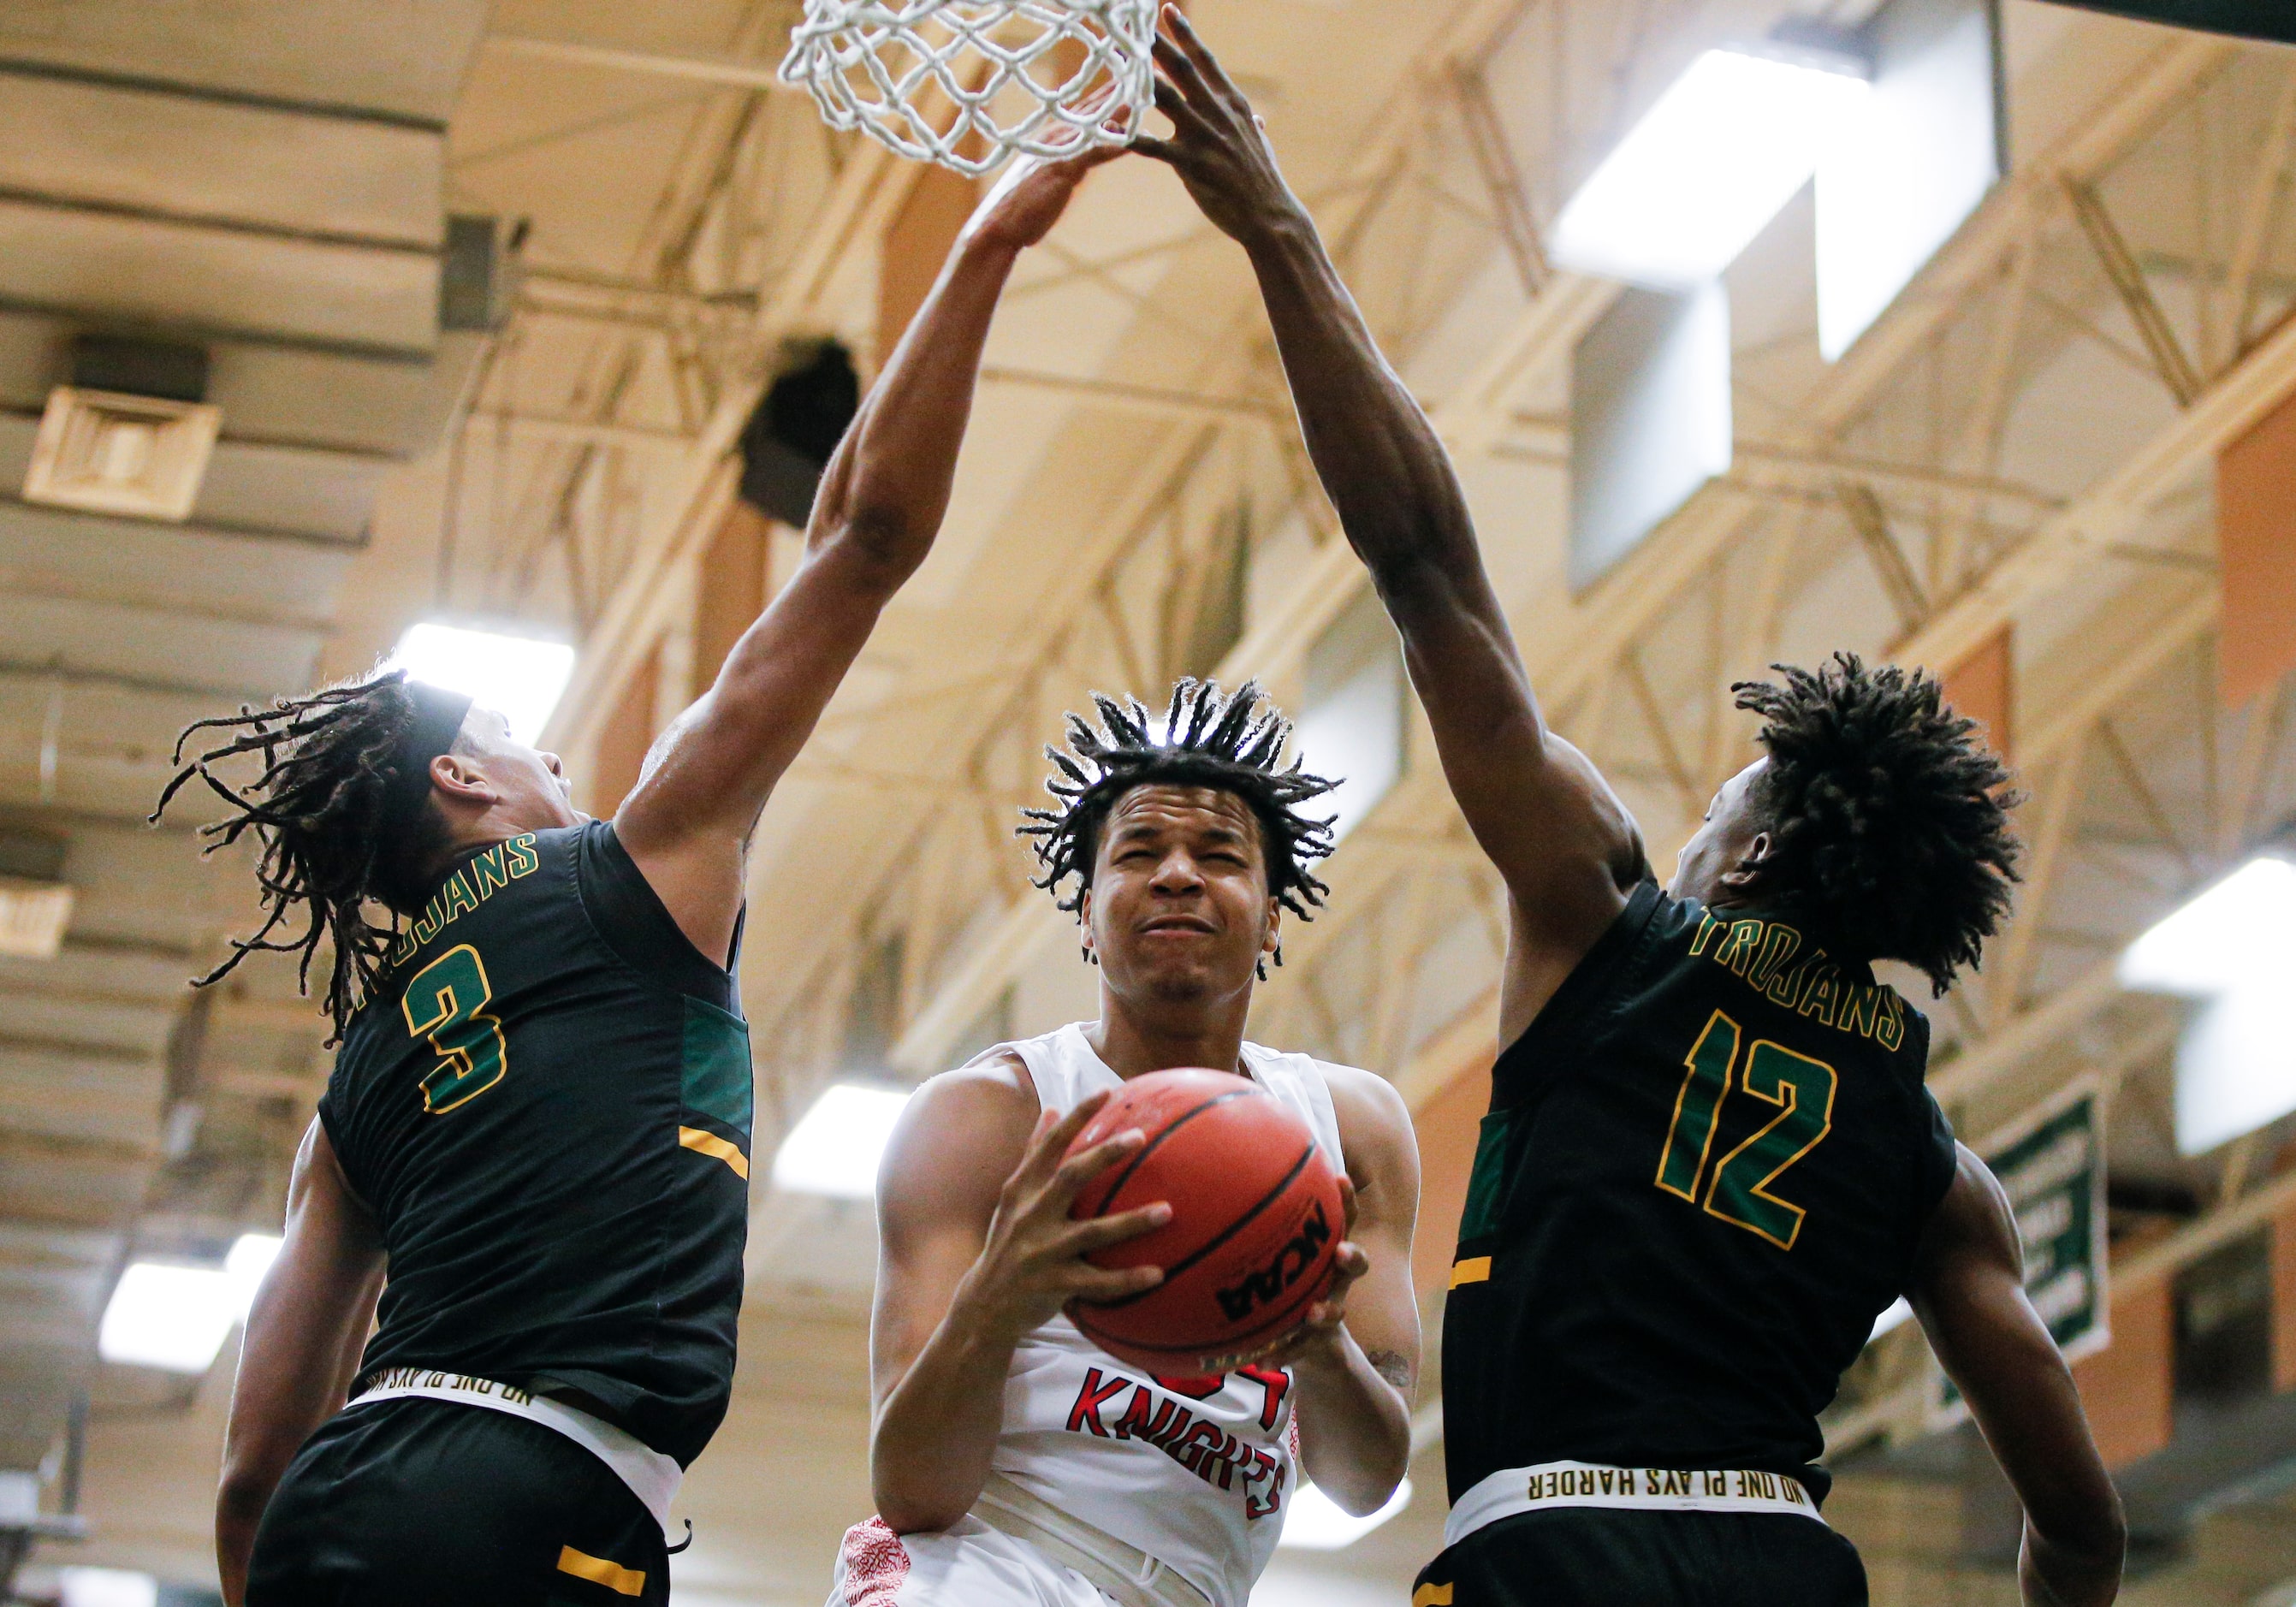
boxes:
[985,1023,1350,1607]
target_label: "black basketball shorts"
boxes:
[1414,1508,1870,1607]
[246,1396,670,1607]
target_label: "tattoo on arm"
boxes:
[1367,1349,1413,1391]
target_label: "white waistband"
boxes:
[350,1369,682,1535]
[1445,1460,1824,1550]
[973,1471,1212,1607]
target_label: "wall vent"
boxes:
[23,385,222,522]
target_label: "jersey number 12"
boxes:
[1655,1010,1836,1250]
[402,944,507,1114]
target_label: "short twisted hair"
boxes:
[151,670,460,1041]
[1734,654,2020,995]
[1020,680,1339,935]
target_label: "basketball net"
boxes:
[779,0,1157,178]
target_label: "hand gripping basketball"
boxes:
[1061,1069,1349,1375]
[963,1090,1173,1343]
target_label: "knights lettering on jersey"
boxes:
[1060,1365,1292,1519]
[1439,882,1959,1509]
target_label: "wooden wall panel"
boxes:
[2275,1195,2296,1395]
[694,501,774,698]
[2070,1280,2174,1469]
[1942,624,2014,763]
[2217,383,2296,709]
[589,643,659,820]
[1410,1055,1493,1297]
[878,164,980,372]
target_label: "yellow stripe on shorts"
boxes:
[556,1545,646,1596]
[679,1125,750,1180]
[1450,1255,1492,1289]
[1412,1586,1455,1606]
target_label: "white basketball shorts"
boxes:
[828,1516,1119,1607]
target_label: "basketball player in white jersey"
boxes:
[829,681,1421,1607]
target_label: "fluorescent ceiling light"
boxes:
[59,1568,159,1607]
[1277,1478,1412,1551]
[98,1231,283,1373]
[2120,857,2296,1155]
[2117,857,2296,996]
[1814,1,2000,359]
[386,622,576,747]
[773,1082,911,1199]
[1551,48,1868,290]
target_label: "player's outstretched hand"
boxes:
[964,143,1124,253]
[1247,1173,1371,1368]
[962,1090,1170,1340]
[1132,5,1303,246]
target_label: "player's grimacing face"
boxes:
[1670,758,1769,907]
[1083,785,1279,1003]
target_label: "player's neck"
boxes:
[1086,989,1251,1081]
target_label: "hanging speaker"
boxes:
[738,341,860,528]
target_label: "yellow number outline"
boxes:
[1700,1040,1837,1251]
[401,944,508,1115]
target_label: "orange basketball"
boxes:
[1064,1068,1345,1375]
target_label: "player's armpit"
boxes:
[1911,1147,2125,1607]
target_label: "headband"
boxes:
[383,680,475,828]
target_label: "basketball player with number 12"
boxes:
[1140,10,2127,1606]
[834,679,1422,1607]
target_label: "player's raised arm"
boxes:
[615,148,1118,963]
[215,1120,385,1605]
[1134,10,1643,1037]
[1912,1146,2126,1607]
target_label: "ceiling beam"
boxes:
[464,410,697,453]
[483,33,798,94]
[880,29,2241,1082]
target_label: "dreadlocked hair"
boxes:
[150,669,458,1042]
[1019,680,1340,971]
[1733,653,2020,996]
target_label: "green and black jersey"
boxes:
[318,821,753,1468]
[1442,881,1958,1505]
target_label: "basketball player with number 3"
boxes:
[1136,9,2127,1606]
[187,149,1120,1607]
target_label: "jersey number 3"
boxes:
[1655,1011,1836,1250]
[402,945,507,1114]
